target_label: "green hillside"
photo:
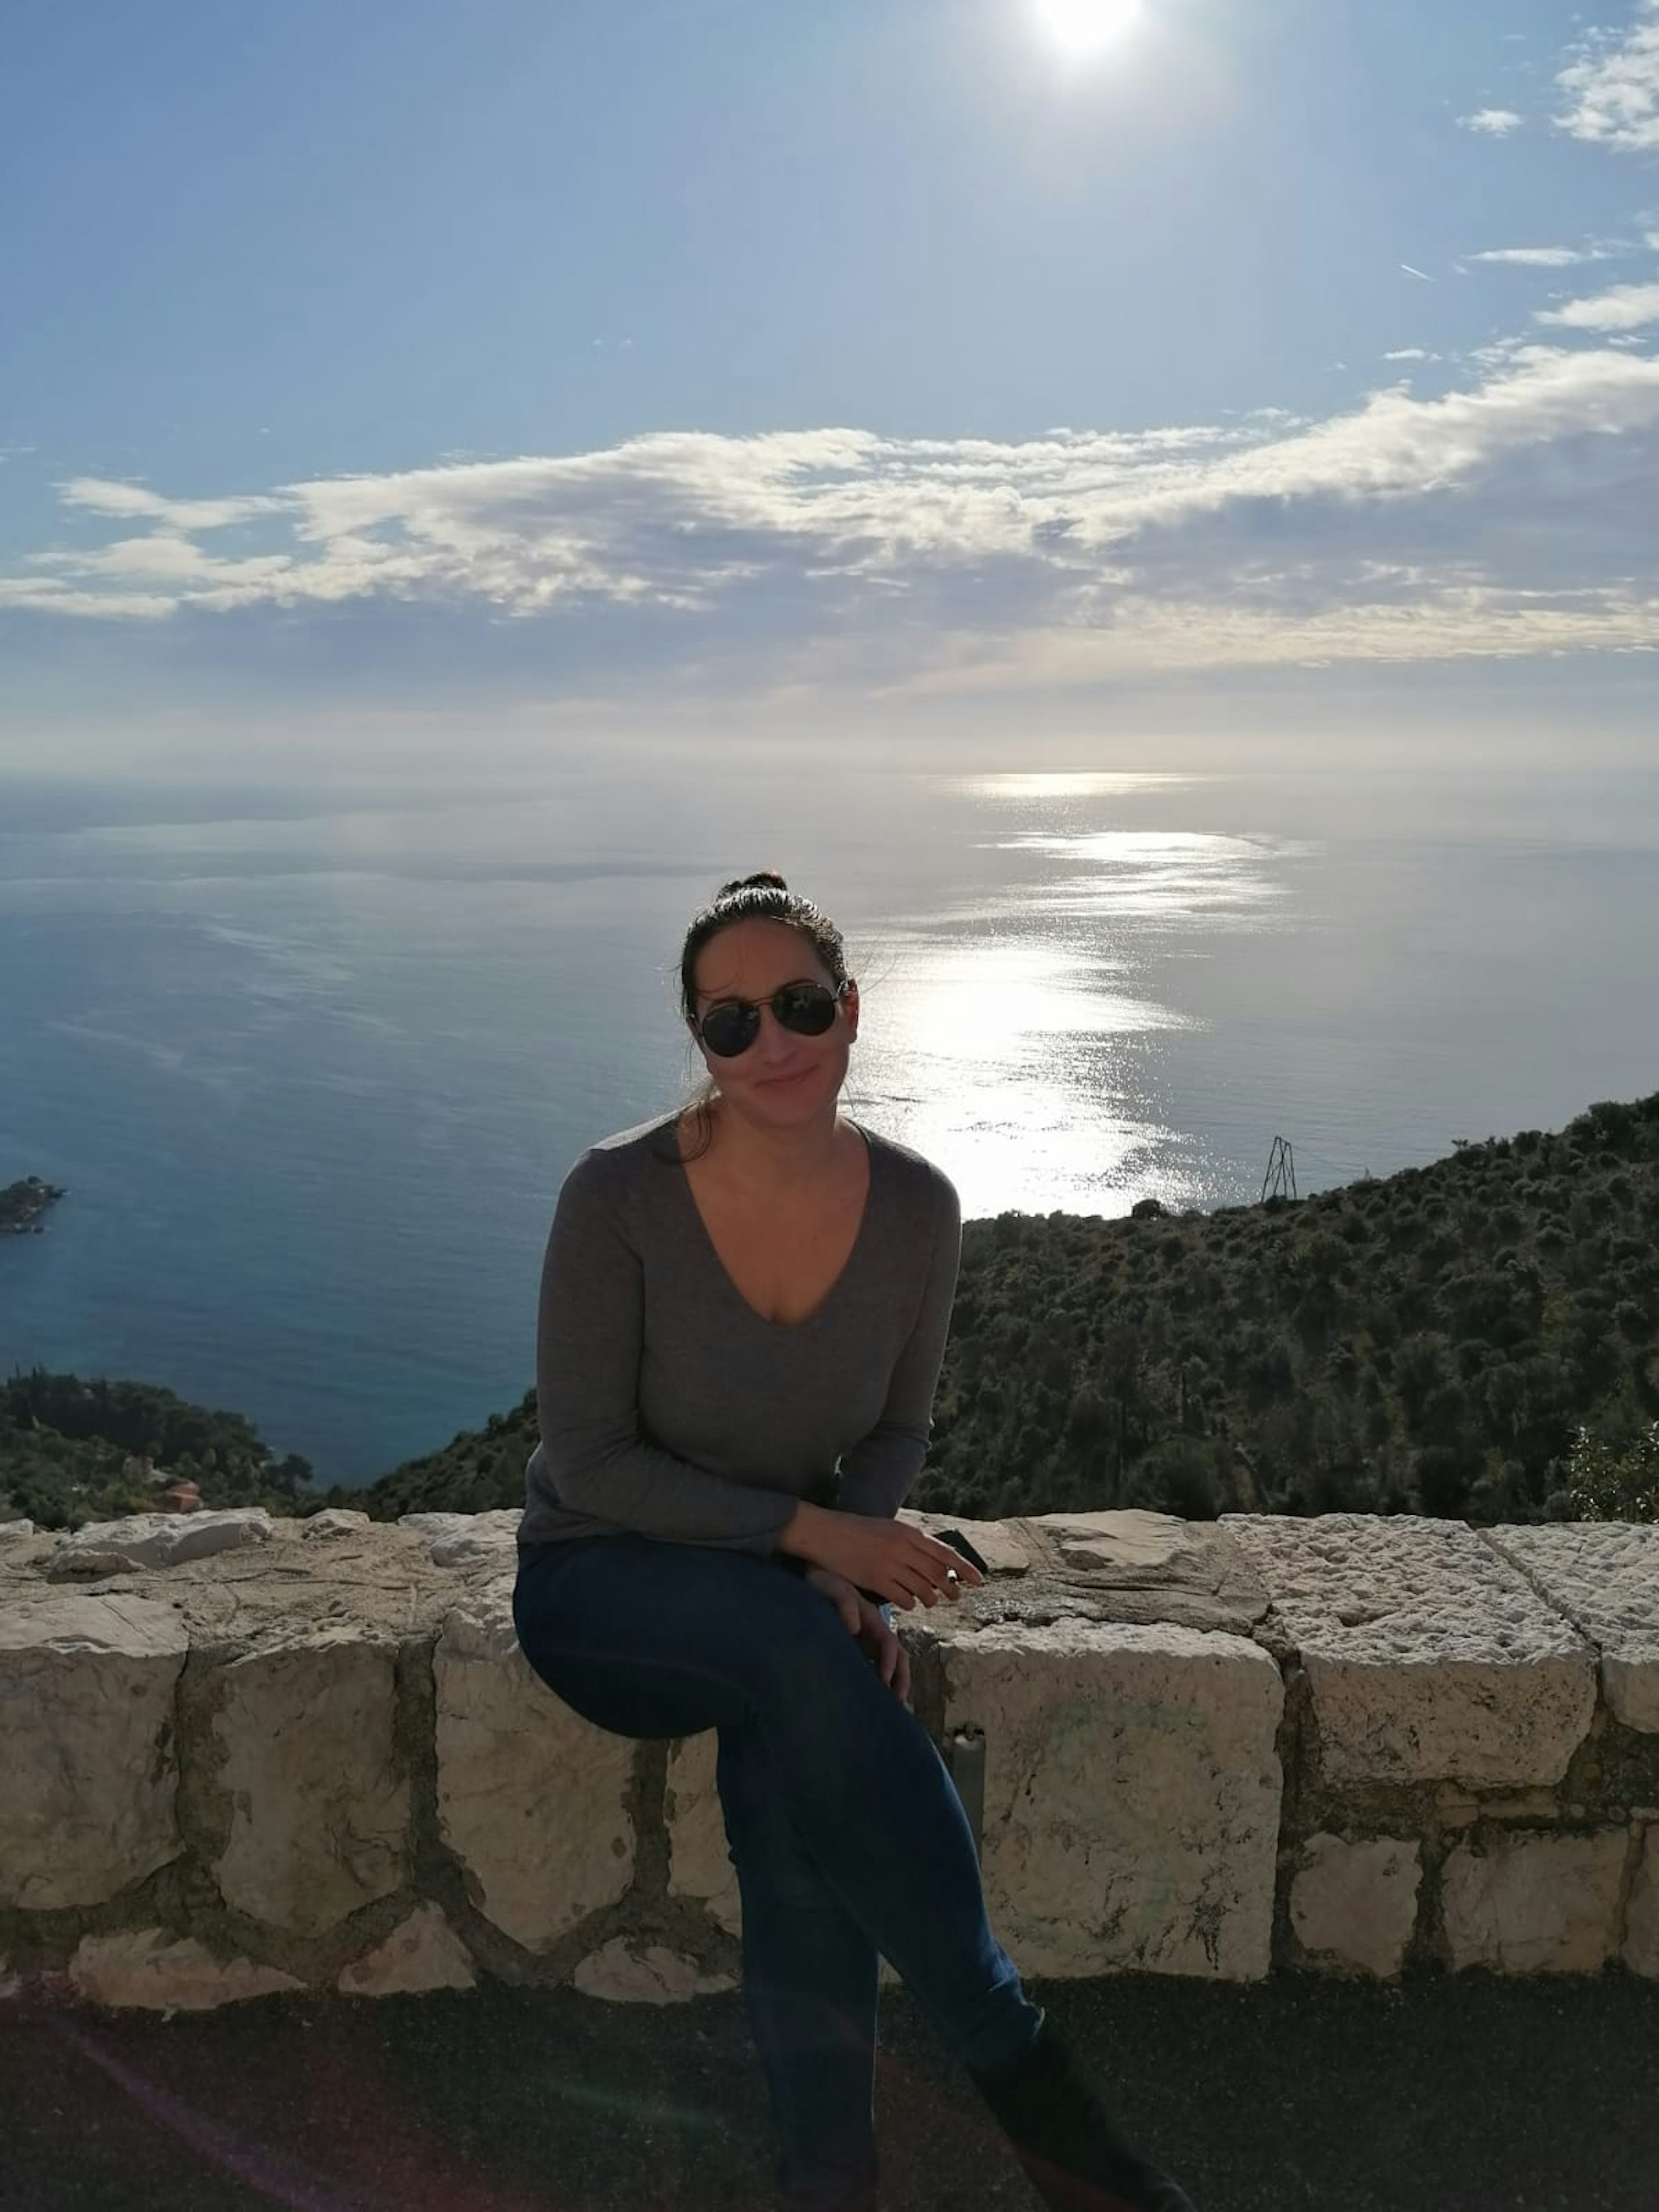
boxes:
[7,1092,1657,1532]
[0,1370,323,1530]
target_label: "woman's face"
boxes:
[688,920,859,1121]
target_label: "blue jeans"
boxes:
[512,1534,1044,2212]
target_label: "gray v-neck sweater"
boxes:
[517,1108,963,1555]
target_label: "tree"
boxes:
[1565,1421,1659,1522]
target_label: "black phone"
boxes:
[930,1526,991,1577]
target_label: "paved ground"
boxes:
[1,1969,1655,2212]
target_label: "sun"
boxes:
[1034,0,1143,57]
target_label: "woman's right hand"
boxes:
[807,1511,986,1611]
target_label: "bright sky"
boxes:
[3,0,1657,779]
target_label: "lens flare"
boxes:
[1035,0,1143,57]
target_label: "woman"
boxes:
[512,873,1196,2212]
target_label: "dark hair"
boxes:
[650,870,855,1165]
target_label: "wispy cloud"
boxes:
[57,479,291,532]
[0,576,177,619]
[1554,0,1659,152]
[1399,263,1436,282]
[1471,245,1618,267]
[1535,280,1659,330]
[1382,348,1438,362]
[1460,108,1525,136]
[6,340,1658,685]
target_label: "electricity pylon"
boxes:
[1260,1136,1297,1202]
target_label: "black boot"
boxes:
[966,2011,1197,2212]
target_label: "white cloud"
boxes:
[901,594,1659,693]
[1399,263,1435,282]
[1382,348,1440,362]
[1471,245,1615,266]
[6,342,1659,683]
[1554,0,1659,152]
[1459,107,1525,135]
[57,478,289,531]
[0,576,175,619]
[1535,280,1659,330]
[33,536,298,588]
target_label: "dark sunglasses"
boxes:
[693,979,853,1060]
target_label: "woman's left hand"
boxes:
[804,1566,910,1706]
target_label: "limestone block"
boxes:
[69,1930,303,2011]
[1220,1514,1595,1786]
[338,1905,477,1996]
[434,1580,637,1951]
[400,1513,475,1539]
[666,1731,740,1937]
[1625,1826,1659,1979]
[210,1627,410,1934]
[57,1508,273,1572]
[664,1729,905,1984]
[1032,1511,1270,1635]
[1434,1787,1559,1829]
[0,1592,187,1909]
[299,1509,373,1539]
[571,1937,736,2003]
[0,1518,36,1544]
[1290,1834,1421,1977]
[1441,1829,1628,1973]
[1482,1523,1659,1735]
[401,1510,521,1571]
[938,1618,1282,1980]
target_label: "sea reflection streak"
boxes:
[855,811,1296,1219]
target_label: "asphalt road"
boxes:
[1,1969,1654,2212]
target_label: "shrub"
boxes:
[1565,1421,1659,1522]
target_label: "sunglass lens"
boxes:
[701,1005,758,1058]
[778,983,836,1035]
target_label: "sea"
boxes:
[2,760,1655,1486]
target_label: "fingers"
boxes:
[876,1637,909,1703]
[911,1536,985,1594]
[852,1607,909,1702]
[894,1560,982,1608]
[904,1570,969,1608]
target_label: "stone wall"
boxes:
[1,1505,1654,2012]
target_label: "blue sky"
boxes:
[3,0,1657,778]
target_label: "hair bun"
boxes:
[717,869,789,897]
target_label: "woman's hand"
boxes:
[803,1567,910,1707]
[801,1508,985,1612]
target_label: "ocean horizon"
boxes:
[3,760,1656,1487]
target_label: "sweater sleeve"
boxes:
[534,1150,801,1552]
[833,1169,962,1522]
